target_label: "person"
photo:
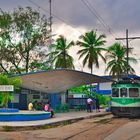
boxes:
[87,97,93,112]
[28,102,33,111]
[96,96,100,112]
[33,100,38,110]
[44,101,54,118]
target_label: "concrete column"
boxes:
[61,92,66,104]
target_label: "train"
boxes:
[111,78,140,117]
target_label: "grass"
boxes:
[94,118,112,124]
[40,120,72,129]
[2,125,14,131]
[0,120,75,132]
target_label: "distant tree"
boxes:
[0,75,22,108]
[76,30,106,74]
[0,7,49,74]
[105,43,137,79]
[47,35,75,69]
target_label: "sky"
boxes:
[0,0,140,76]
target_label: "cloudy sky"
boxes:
[0,0,140,75]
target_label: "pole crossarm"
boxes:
[115,29,140,77]
[116,37,140,40]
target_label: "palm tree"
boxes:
[76,30,106,74]
[105,42,137,80]
[47,35,75,69]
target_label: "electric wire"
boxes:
[27,0,83,34]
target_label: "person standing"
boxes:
[87,97,93,112]
[96,96,100,112]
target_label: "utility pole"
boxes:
[49,0,52,44]
[116,29,140,77]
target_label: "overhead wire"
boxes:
[27,0,83,35]
[80,0,126,46]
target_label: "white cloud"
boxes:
[53,23,140,75]
[0,0,140,75]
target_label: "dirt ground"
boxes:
[0,115,131,140]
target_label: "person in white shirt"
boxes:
[87,97,93,112]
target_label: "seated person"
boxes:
[28,102,33,111]
[44,101,54,118]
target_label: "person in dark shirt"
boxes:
[96,96,100,112]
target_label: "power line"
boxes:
[80,0,125,46]
[80,0,108,31]
[27,0,82,34]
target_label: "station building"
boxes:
[9,70,139,110]
[8,69,113,110]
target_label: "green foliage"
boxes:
[76,30,106,73]
[96,94,111,107]
[69,85,88,93]
[0,75,22,108]
[2,125,14,131]
[105,43,137,79]
[47,35,75,69]
[69,85,97,98]
[0,7,49,74]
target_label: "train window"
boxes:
[129,88,139,97]
[120,88,127,97]
[112,88,119,97]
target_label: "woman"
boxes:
[44,101,54,118]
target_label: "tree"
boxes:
[0,75,22,108]
[76,30,106,74]
[47,35,75,69]
[0,7,49,74]
[105,42,137,79]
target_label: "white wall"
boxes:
[99,82,112,90]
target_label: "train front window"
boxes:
[129,88,139,97]
[112,88,119,97]
[120,88,127,97]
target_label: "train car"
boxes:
[111,79,140,117]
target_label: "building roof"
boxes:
[16,69,113,94]
[102,75,140,80]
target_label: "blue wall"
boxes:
[91,84,111,95]
[8,94,27,110]
[49,93,61,109]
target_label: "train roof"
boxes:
[102,75,140,80]
[112,79,140,85]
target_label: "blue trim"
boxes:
[0,112,51,121]
[97,90,111,95]
[0,108,19,113]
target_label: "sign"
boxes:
[0,85,14,91]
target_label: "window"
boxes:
[41,93,49,99]
[112,88,119,97]
[120,88,127,97]
[129,88,139,97]
[33,94,40,99]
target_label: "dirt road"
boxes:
[0,115,134,140]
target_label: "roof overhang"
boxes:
[16,69,113,93]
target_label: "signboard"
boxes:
[0,85,14,91]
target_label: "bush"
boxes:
[97,95,111,107]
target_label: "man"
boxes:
[96,96,100,112]
[87,97,93,112]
